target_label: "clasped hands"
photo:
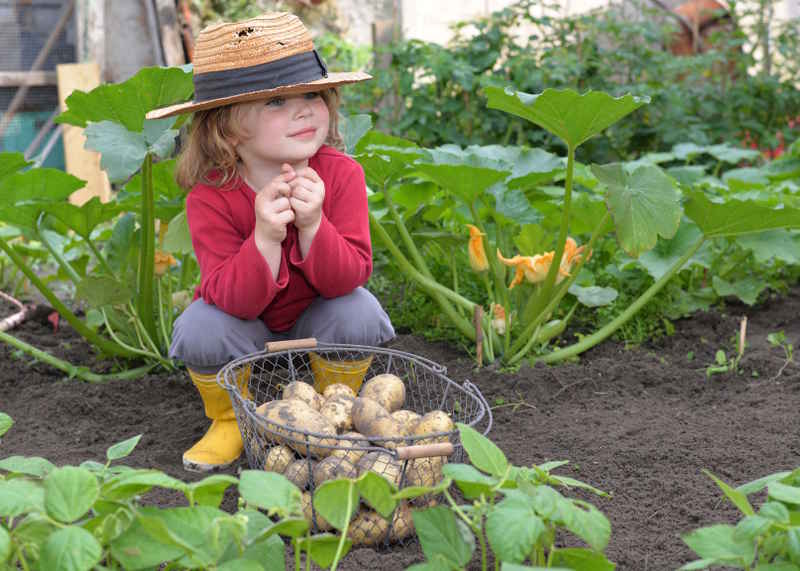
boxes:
[255,163,324,244]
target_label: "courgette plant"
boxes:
[0,66,197,381]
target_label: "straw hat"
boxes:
[147,12,371,120]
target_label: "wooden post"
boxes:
[155,0,186,66]
[56,63,111,205]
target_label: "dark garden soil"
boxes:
[1,290,799,571]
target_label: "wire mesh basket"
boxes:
[219,337,492,547]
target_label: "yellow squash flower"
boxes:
[560,237,587,276]
[154,250,178,277]
[497,249,566,289]
[466,224,489,272]
[490,303,508,335]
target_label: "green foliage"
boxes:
[680,467,800,570]
[343,0,800,163]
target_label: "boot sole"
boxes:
[182,457,238,473]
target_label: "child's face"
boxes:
[235,91,330,166]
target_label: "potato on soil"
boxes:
[263,444,294,473]
[301,492,332,531]
[282,381,324,410]
[389,502,415,542]
[351,398,404,449]
[322,383,356,400]
[360,374,405,412]
[412,410,455,444]
[256,398,338,457]
[356,451,403,487]
[312,455,359,488]
[330,431,369,465]
[348,509,389,546]
[391,410,421,434]
[285,459,313,489]
[319,395,355,433]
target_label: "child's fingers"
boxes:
[276,208,295,225]
[295,166,321,182]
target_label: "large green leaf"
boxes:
[706,144,761,164]
[0,168,85,230]
[415,149,509,205]
[0,455,55,477]
[163,208,194,255]
[341,113,372,155]
[413,506,475,568]
[40,526,102,571]
[685,191,800,238]
[0,151,31,180]
[593,163,681,257]
[0,526,9,564]
[76,275,133,308]
[682,524,756,566]
[637,221,706,280]
[486,87,648,148]
[313,479,360,531]
[486,492,545,563]
[57,66,193,132]
[712,276,767,306]
[44,467,99,523]
[84,119,177,182]
[0,412,11,438]
[110,514,184,569]
[0,479,44,517]
[736,230,800,264]
[238,471,301,517]
[41,197,119,239]
[295,533,353,568]
[457,423,508,478]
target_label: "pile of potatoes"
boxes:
[251,373,455,545]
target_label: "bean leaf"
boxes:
[457,422,508,477]
[44,467,99,523]
[40,526,102,571]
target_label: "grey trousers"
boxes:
[169,287,395,374]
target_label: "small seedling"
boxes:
[706,316,747,378]
[767,330,794,380]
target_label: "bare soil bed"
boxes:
[1,290,799,570]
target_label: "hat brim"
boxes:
[146,71,372,120]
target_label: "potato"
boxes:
[323,383,356,400]
[348,509,389,546]
[263,445,294,473]
[357,451,403,487]
[319,395,354,433]
[391,410,421,434]
[360,374,405,412]
[330,431,369,465]
[412,410,455,444]
[301,492,332,531]
[285,459,313,489]
[282,381,323,411]
[256,398,338,457]
[351,398,404,450]
[389,502,415,542]
[312,455,359,488]
[406,456,445,488]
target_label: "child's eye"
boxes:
[304,92,320,100]
[266,97,285,107]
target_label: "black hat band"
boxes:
[193,50,328,103]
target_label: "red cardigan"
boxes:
[186,145,372,332]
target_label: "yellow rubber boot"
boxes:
[183,369,248,472]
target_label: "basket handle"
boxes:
[396,442,454,460]
[265,337,318,353]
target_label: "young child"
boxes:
[147,12,395,472]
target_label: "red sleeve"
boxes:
[187,189,289,319]
[288,160,372,298]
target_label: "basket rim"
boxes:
[217,343,492,454]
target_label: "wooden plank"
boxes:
[56,63,111,206]
[155,0,187,66]
[0,71,58,87]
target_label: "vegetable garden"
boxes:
[2,1,800,570]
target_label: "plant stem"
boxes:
[537,236,706,364]
[0,237,136,358]
[508,210,610,358]
[101,308,173,368]
[36,215,81,285]
[137,152,158,342]
[82,234,114,276]
[370,212,477,341]
[385,189,435,280]
[0,329,154,382]
[330,483,355,571]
